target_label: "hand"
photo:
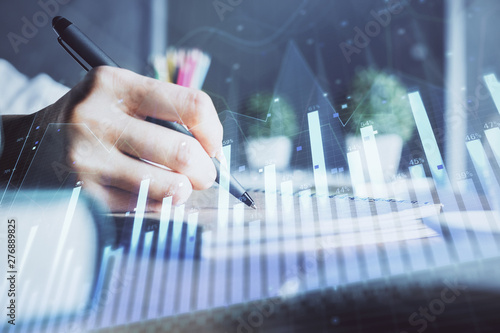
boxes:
[53,66,223,212]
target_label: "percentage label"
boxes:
[456,171,474,180]
[409,158,425,166]
[347,145,360,152]
[335,186,351,194]
[484,121,500,129]
[360,120,374,128]
[466,133,482,141]
[222,139,234,146]
[391,173,409,181]
[307,104,321,112]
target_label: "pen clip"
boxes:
[57,37,91,72]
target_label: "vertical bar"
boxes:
[214,145,231,306]
[45,249,74,332]
[389,177,428,272]
[457,178,498,258]
[33,186,81,330]
[466,139,500,212]
[307,111,333,230]
[132,231,154,320]
[334,195,361,284]
[352,200,383,280]
[17,226,38,278]
[485,127,500,164]
[359,124,404,274]
[408,92,474,262]
[178,212,199,313]
[409,164,451,267]
[85,245,113,329]
[360,125,386,191]
[231,203,245,304]
[444,0,467,182]
[218,144,232,227]
[148,196,172,319]
[265,164,280,296]
[163,204,185,315]
[19,288,37,333]
[100,247,124,327]
[484,74,500,115]
[280,180,298,285]
[248,220,261,300]
[196,231,212,310]
[117,179,150,323]
[408,93,451,189]
[347,150,367,197]
[298,190,318,290]
[59,267,84,331]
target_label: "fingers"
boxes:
[66,66,223,210]
[84,181,163,213]
[88,66,223,159]
[117,116,217,190]
[70,138,194,207]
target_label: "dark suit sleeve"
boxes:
[0,108,73,191]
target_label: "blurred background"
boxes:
[1,0,500,178]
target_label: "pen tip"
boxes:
[52,16,71,30]
[251,203,257,210]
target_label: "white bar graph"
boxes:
[163,204,185,315]
[466,139,500,212]
[179,212,199,313]
[409,164,451,267]
[352,200,383,280]
[100,247,124,327]
[133,231,154,320]
[298,190,319,290]
[347,150,367,197]
[148,196,172,319]
[484,73,500,115]
[85,245,113,329]
[231,203,245,304]
[214,144,231,306]
[45,249,74,332]
[408,92,474,262]
[307,111,333,231]
[360,125,386,192]
[485,127,500,170]
[249,220,261,300]
[33,186,82,331]
[196,231,212,310]
[389,177,427,272]
[117,179,150,323]
[281,180,298,284]
[457,178,498,258]
[265,164,280,296]
[334,190,361,284]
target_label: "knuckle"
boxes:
[174,138,195,170]
[173,177,193,205]
[184,90,211,121]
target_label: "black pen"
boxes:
[52,16,256,209]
